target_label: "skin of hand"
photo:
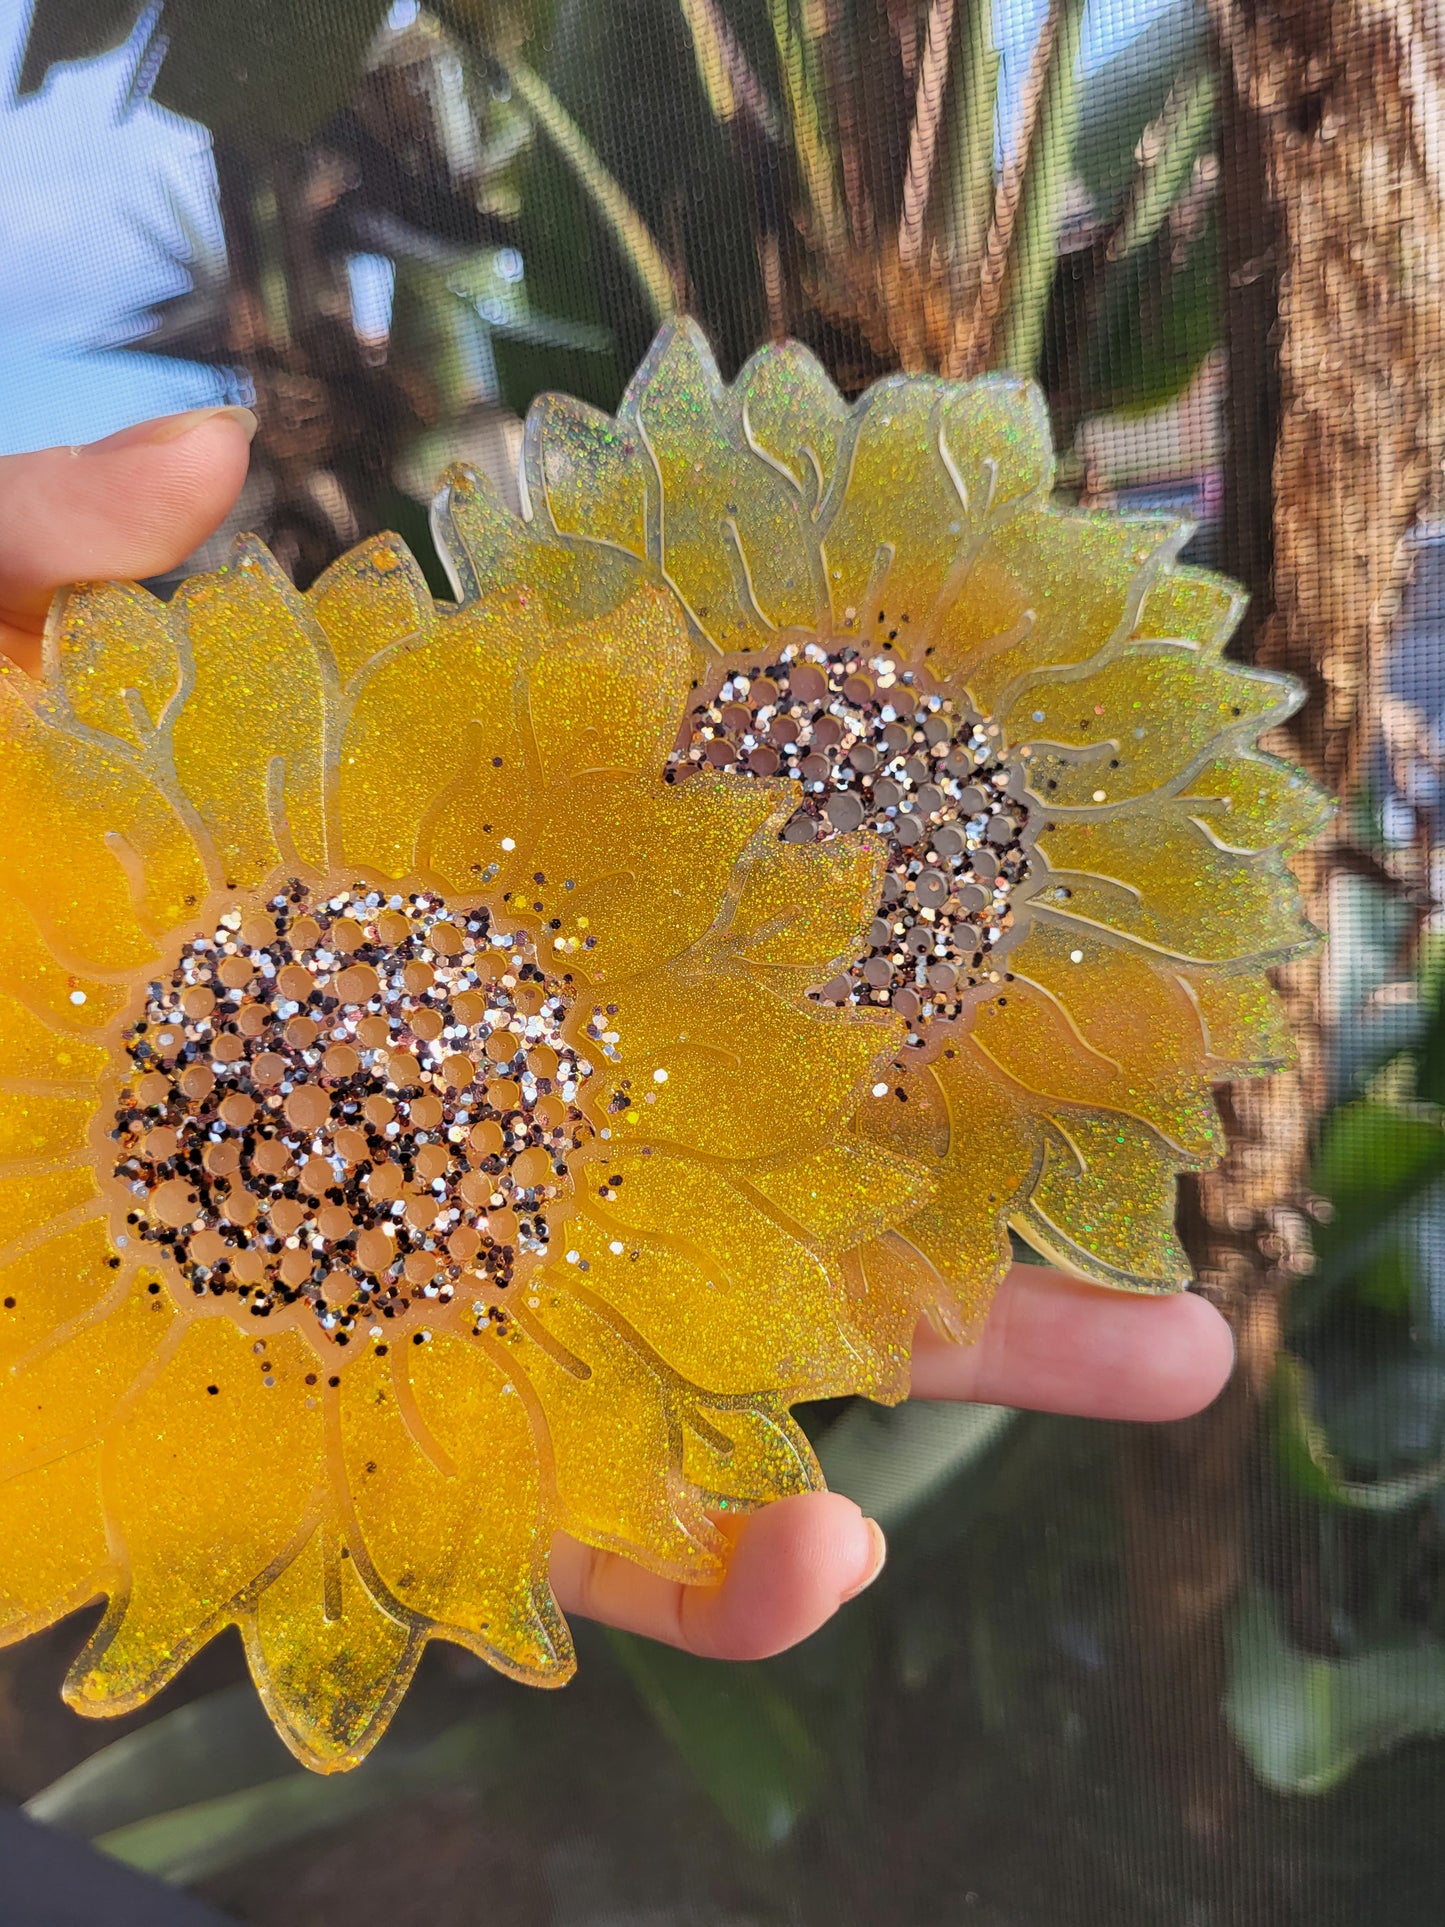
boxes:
[0,409,1236,1661]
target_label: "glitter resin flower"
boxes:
[0,534,932,1769]
[510,321,1330,1333]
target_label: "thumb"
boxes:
[0,405,257,671]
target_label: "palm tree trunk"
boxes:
[1119,0,1445,1871]
[1200,0,1445,1388]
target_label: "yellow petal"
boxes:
[0,1217,120,1371]
[307,534,438,689]
[933,516,1181,718]
[47,579,179,747]
[510,1288,723,1577]
[168,539,331,882]
[1018,1112,1193,1291]
[727,828,883,976]
[749,1139,933,1256]
[67,1321,322,1712]
[0,986,108,1085]
[338,591,529,883]
[1131,562,1243,651]
[0,668,208,964]
[531,772,778,983]
[822,374,1053,638]
[602,953,895,1161]
[0,895,129,1036]
[618,319,822,644]
[854,1044,1040,1335]
[1183,965,1296,1071]
[0,1281,170,1479]
[0,1164,103,1278]
[525,392,650,557]
[1034,808,1314,964]
[846,1232,944,1353]
[0,1086,96,1170]
[341,1340,570,1682]
[1180,751,1334,853]
[1008,645,1299,807]
[680,1400,822,1507]
[524,580,694,779]
[852,1048,950,1162]
[0,1448,109,1645]
[433,464,639,621]
[569,1149,886,1395]
[1000,919,1223,1156]
[736,336,849,515]
[244,1524,418,1772]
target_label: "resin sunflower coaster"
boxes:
[503,321,1331,1332]
[0,545,931,1770]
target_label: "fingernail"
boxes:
[840,1517,887,1602]
[82,406,258,453]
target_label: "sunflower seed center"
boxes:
[109,882,594,1349]
[672,644,1038,1037]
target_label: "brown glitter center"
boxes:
[671,643,1040,1038]
[107,882,595,1349]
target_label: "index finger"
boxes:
[908,1262,1234,1421]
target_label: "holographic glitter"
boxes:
[672,644,1037,1032]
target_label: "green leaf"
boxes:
[26,1685,518,1887]
[492,0,767,376]
[605,1634,825,1849]
[1311,1101,1445,1269]
[1412,960,1445,1108]
[940,0,1001,283]
[1352,1232,1416,1318]
[1225,1590,1445,1795]
[1067,204,1220,419]
[996,0,1089,379]
[765,0,844,252]
[1072,0,1209,216]
[98,1773,397,1886]
[487,48,677,325]
[1110,64,1216,263]
[23,0,394,149]
[25,1687,292,1843]
[1271,1353,1445,1511]
[815,1395,1014,1531]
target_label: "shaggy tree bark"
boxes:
[1119,0,1445,1881]
[1198,0,1445,1307]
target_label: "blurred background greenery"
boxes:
[4,0,1445,1921]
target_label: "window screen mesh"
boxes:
[2,2,1442,1922]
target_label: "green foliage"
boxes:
[1271,1353,1445,1512]
[21,0,393,149]
[28,1682,521,1886]
[1067,204,1219,420]
[996,0,1088,379]
[813,1391,1014,1530]
[1308,1102,1445,1300]
[1225,1592,1445,1797]
[1272,958,1445,1503]
[605,1634,827,1849]
[1072,0,1208,214]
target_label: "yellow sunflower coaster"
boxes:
[497,320,1331,1335]
[0,543,931,1770]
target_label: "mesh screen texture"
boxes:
[2,2,1443,1922]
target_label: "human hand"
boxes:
[0,413,1235,1663]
